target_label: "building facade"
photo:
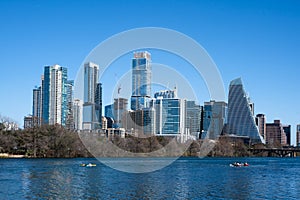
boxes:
[185,100,201,137]
[282,125,291,146]
[82,62,102,130]
[256,114,266,140]
[42,64,68,126]
[203,100,227,139]
[32,86,42,126]
[226,78,265,144]
[131,51,151,110]
[73,98,83,130]
[266,120,287,146]
[296,125,300,147]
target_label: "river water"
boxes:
[0,157,300,199]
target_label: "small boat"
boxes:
[86,163,96,167]
[230,162,249,167]
[80,163,96,167]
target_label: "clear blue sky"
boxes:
[0,0,299,143]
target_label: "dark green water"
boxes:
[1,157,300,199]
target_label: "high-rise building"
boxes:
[227,78,265,144]
[256,114,266,139]
[153,97,186,136]
[282,125,291,146]
[203,100,227,139]
[105,104,114,119]
[296,125,300,147]
[266,120,287,146]
[73,98,83,130]
[82,62,102,130]
[113,98,128,128]
[32,86,42,126]
[65,80,74,129]
[42,64,68,126]
[131,51,151,110]
[185,100,201,137]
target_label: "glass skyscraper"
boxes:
[131,51,151,110]
[42,64,68,126]
[83,62,102,130]
[227,78,265,144]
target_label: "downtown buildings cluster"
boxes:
[24,51,300,146]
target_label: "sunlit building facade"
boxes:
[227,78,265,144]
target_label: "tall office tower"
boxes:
[185,100,201,137]
[153,97,186,136]
[83,62,102,130]
[227,78,265,144]
[32,86,42,126]
[105,104,114,119]
[266,120,287,146]
[154,89,177,99]
[256,114,266,139]
[113,98,128,128]
[65,80,74,129]
[95,83,102,128]
[73,99,83,130]
[131,51,151,110]
[203,100,227,139]
[282,125,291,146]
[42,64,68,126]
[297,125,300,147]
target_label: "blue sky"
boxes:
[0,0,299,143]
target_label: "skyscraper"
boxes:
[203,100,227,139]
[42,64,68,126]
[32,86,42,126]
[297,125,300,147]
[113,98,128,128]
[131,51,151,110]
[266,120,287,146]
[227,78,265,144]
[73,98,83,130]
[83,62,102,130]
[282,125,291,146]
[256,114,266,139]
[185,100,201,137]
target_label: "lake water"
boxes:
[1,157,300,199]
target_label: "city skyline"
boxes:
[0,0,299,144]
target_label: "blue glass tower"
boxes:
[42,65,68,126]
[131,51,151,110]
[227,78,265,143]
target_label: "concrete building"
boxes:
[73,99,83,130]
[113,98,128,128]
[266,120,287,146]
[256,114,266,140]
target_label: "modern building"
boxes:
[131,51,151,110]
[105,104,114,119]
[24,115,38,129]
[65,80,74,129]
[266,120,287,146]
[153,97,186,136]
[113,98,128,128]
[73,98,83,130]
[226,78,265,144]
[32,86,42,126]
[42,64,68,126]
[82,62,102,130]
[282,125,291,146]
[296,125,300,147]
[203,100,227,139]
[256,114,266,140]
[128,107,156,135]
[185,100,201,137]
